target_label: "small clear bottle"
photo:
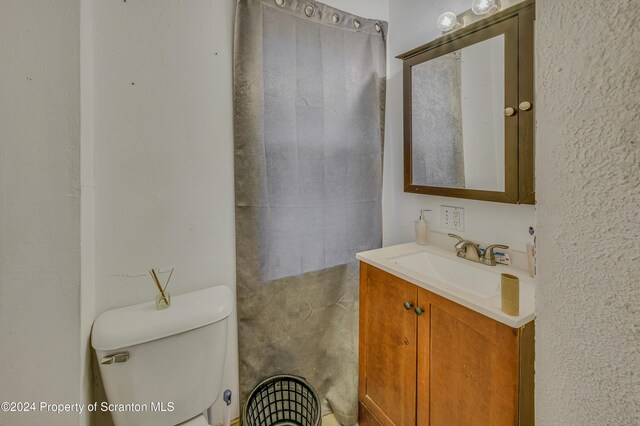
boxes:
[155,292,171,310]
[415,209,432,245]
[527,226,536,278]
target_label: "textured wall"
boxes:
[385,0,535,251]
[0,1,81,425]
[535,0,640,424]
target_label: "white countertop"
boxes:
[356,243,535,328]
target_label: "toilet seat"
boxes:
[177,414,209,426]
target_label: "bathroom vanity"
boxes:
[357,244,535,425]
[358,1,537,423]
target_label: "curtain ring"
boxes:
[332,14,340,24]
[353,19,361,29]
[375,23,381,32]
[304,4,315,17]
[274,0,284,6]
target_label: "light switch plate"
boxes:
[440,205,465,232]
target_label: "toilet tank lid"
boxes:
[91,286,233,351]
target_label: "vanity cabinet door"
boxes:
[417,290,520,426]
[359,263,418,426]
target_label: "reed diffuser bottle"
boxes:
[149,268,173,310]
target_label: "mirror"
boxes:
[411,35,505,192]
[398,1,535,204]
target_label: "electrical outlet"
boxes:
[440,205,465,232]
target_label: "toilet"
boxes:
[91,286,233,426]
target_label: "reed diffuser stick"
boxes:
[163,268,174,293]
[150,269,169,305]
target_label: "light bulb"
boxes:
[471,0,499,15]
[436,12,458,32]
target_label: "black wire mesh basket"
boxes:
[243,375,321,426]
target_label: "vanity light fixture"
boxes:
[471,0,500,15]
[436,11,459,32]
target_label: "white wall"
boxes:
[90,1,387,424]
[80,0,96,424]
[91,0,238,423]
[0,1,82,425]
[324,0,388,21]
[385,0,535,251]
[535,1,640,423]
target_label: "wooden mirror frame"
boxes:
[398,0,535,204]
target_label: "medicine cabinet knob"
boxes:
[403,301,414,311]
[504,107,516,117]
[414,307,425,316]
[519,101,532,111]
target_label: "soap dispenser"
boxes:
[415,209,432,245]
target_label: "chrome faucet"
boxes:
[448,234,509,266]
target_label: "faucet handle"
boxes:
[448,233,463,243]
[448,234,465,250]
[482,244,509,265]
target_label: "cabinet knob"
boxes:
[414,307,425,316]
[504,107,516,117]
[403,301,414,311]
[519,101,532,111]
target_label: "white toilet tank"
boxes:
[92,286,233,426]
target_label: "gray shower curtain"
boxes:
[233,0,386,422]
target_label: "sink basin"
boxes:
[357,242,535,328]
[391,251,500,298]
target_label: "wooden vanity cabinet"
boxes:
[359,263,534,426]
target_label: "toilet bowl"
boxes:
[178,413,210,426]
[92,286,234,426]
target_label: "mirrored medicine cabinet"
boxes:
[398,0,535,204]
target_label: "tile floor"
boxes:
[322,413,341,426]
[322,413,357,426]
